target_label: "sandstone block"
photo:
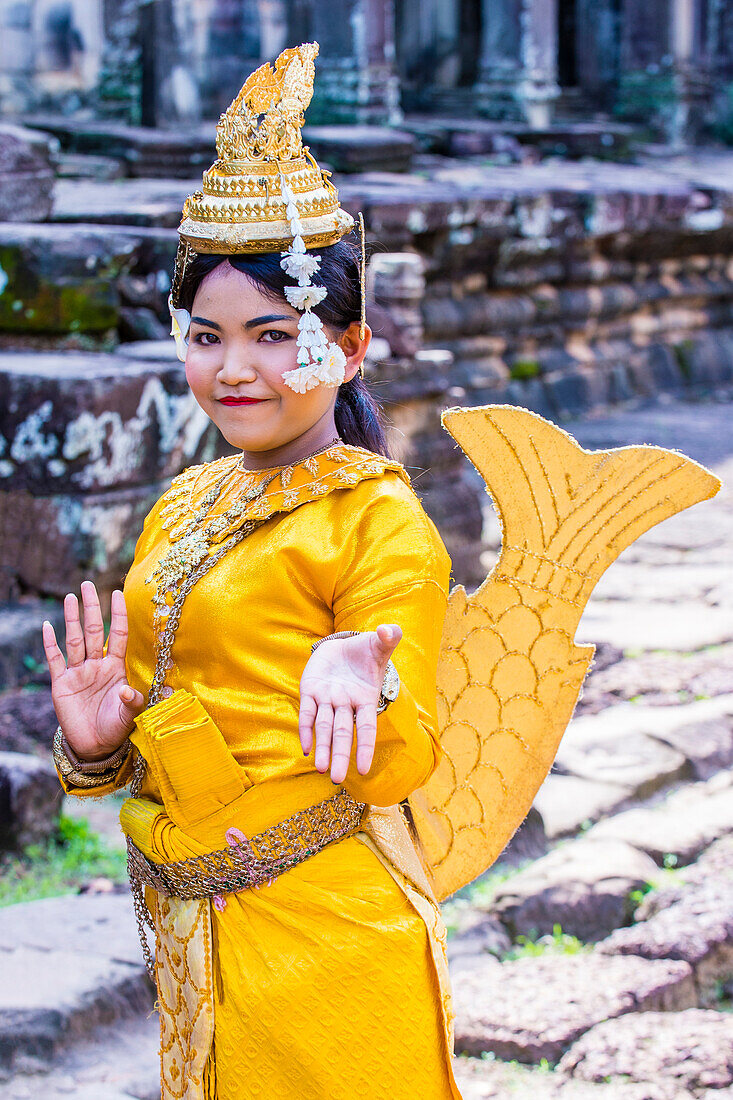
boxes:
[558,1010,733,1091]
[52,176,211,228]
[598,879,733,998]
[453,1055,688,1100]
[543,370,607,419]
[491,838,659,942]
[0,125,55,223]
[553,708,690,800]
[303,125,416,173]
[448,912,512,976]
[0,351,221,493]
[0,602,64,690]
[452,953,696,1064]
[0,686,57,754]
[0,479,170,602]
[577,600,733,651]
[0,225,139,334]
[533,773,633,839]
[0,893,153,1070]
[637,836,733,917]
[586,771,733,866]
[0,750,62,849]
[652,714,733,781]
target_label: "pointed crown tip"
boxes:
[216,42,320,163]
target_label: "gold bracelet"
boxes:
[310,630,361,652]
[52,726,132,789]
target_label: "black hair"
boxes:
[178,238,391,458]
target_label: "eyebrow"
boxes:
[189,313,295,332]
[243,314,294,330]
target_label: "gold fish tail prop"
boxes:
[408,404,721,902]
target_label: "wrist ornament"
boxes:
[310,631,401,714]
[52,726,132,789]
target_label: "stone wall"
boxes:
[339,158,733,584]
[3,144,733,597]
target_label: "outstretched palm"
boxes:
[299,624,402,784]
[42,581,145,762]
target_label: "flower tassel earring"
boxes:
[279,173,347,394]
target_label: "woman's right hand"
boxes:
[42,581,145,762]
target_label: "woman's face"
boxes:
[185,262,366,465]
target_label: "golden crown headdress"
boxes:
[169,42,364,391]
[177,42,353,255]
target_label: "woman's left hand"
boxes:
[298,625,402,784]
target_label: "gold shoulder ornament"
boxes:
[407,404,721,902]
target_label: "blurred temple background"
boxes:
[1,0,733,144]
[1,6,733,1098]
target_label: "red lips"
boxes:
[219,397,266,405]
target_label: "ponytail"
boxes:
[335,373,391,458]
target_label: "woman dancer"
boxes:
[44,43,462,1100]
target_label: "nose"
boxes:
[216,345,258,385]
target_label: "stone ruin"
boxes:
[0,112,732,1098]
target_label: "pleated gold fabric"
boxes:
[112,443,462,1098]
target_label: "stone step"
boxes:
[0,350,215,493]
[21,115,215,180]
[557,1009,733,1094]
[452,951,696,1065]
[0,601,63,691]
[0,350,225,600]
[0,124,55,224]
[586,769,733,866]
[0,223,178,339]
[52,179,197,229]
[0,893,154,1074]
[0,1012,160,1100]
[490,837,659,943]
[534,696,733,839]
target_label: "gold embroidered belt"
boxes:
[126,787,366,900]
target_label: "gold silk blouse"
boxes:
[122,442,453,817]
[58,441,462,1099]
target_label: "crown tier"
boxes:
[175,43,355,256]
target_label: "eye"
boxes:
[259,329,291,343]
[192,331,220,346]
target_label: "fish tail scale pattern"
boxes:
[409,405,721,901]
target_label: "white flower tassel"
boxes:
[168,294,191,363]
[279,172,346,393]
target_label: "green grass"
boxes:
[0,814,127,907]
[509,358,541,381]
[501,923,590,961]
[441,861,531,937]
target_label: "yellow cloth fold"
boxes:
[130,689,251,827]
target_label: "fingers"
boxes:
[298,694,317,755]
[80,580,105,660]
[313,702,334,774]
[329,705,355,784]
[63,592,86,667]
[41,620,66,684]
[117,682,145,729]
[372,624,402,662]
[106,589,129,661]
[354,704,377,776]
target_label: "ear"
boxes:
[338,322,372,383]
